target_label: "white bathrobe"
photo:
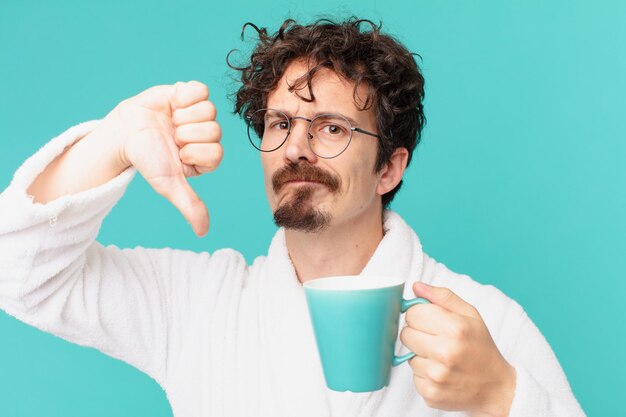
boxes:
[0,119,586,417]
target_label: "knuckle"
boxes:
[196,145,223,173]
[450,321,469,341]
[171,82,186,108]
[116,98,133,114]
[173,80,185,93]
[173,81,186,96]
[427,365,450,384]
[208,121,222,141]
[212,143,224,163]
[190,80,209,99]
[438,344,461,367]
[422,383,442,405]
[204,100,217,119]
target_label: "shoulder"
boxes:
[420,252,515,308]
[419,252,528,353]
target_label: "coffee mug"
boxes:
[303,275,430,392]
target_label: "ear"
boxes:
[376,147,409,197]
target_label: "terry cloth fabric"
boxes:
[0,119,587,417]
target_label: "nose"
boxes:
[282,118,319,164]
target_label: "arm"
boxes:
[402,270,586,417]
[0,121,169,385]
[0,80,222,387]
[505,311,586,417]
[26,80,219,236]
[25,118,130,204]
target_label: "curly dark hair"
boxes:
[227,17,426,208]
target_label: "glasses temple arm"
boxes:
[352,127,381,139]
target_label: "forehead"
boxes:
[266,59,372,116]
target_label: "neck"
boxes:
[285,208,386,284]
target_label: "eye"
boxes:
[326,125,343,134]
[267,119,289,130]
[319,123,348,137]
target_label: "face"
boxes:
[261,59,384,233]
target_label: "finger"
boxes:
[413,282,478,318]
[408,355,452,384]
[174,121,222,146]
[172,100,217,126]
[179,143,223,172]
[405,303,460,336]
[171,80,210,110]
[151,173,210,237]
[411,366,447,409]
[399,326,439,359]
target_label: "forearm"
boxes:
[27,126,129,204]
[0,119,136,302]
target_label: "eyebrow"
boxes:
[273,108,360,126]
[315,112,359,126]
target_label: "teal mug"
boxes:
[303,275,430,392]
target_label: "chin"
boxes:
[273,186,332,233]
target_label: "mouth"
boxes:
[284,179,323,185]
[272,162,341,194]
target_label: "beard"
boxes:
[273,185,331,233]
[271,162,340,233]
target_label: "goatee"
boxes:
[273,185,331,233]
[271,162,340,233]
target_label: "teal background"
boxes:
[0,0,623,415]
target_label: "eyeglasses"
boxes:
[245,108,381,159]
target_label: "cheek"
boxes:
[260,157,275,195]
[341,163,378,201]
[351,147,379,189]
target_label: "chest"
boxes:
[166,275,330,417]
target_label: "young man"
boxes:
[0,18,584,417]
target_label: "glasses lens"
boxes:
[247,108,289,152]
[309,115,352,158]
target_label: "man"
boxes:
[0,17,584,417]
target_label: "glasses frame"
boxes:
[246,107,382,159]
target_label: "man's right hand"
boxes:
[83,80,222,237]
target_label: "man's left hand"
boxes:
[400,282,517,417]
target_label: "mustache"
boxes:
[272,162,341,193]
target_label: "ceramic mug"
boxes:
[303,275,430,392]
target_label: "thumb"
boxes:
[412,282,478,318]
[154,173,210,237]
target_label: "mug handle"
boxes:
[392,296,431,366]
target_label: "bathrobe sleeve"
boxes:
[0,120,213,389]
[421,257,586,417]
[504,309,587,417]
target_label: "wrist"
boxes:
[471,363,517,417]
[85,119,132,175]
